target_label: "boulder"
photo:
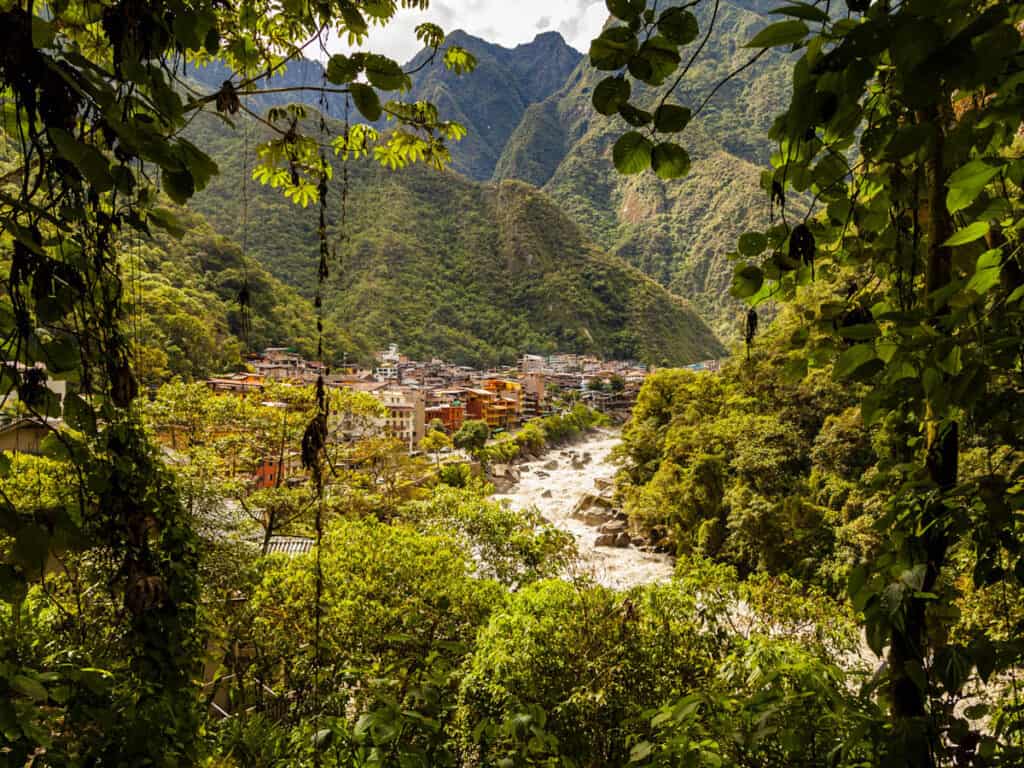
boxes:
[595,533,617,548]
[598,519,628,535]
[541,489,553,498]
[543,459,559,470]
[614,532,632,548]
[491,463,519,480]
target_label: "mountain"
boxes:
[185,110,724,368]
[491,1,791,340]
[132,206,370,381]
[188,8,788,341]
[402,30,582,181]
[189,30,581,183]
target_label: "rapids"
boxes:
[494,428,674,589]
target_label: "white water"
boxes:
[494,428,675,589]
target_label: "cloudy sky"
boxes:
[330,1,609,63]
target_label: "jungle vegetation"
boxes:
[0,1,1023,767]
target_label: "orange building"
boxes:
[425,403,465,434]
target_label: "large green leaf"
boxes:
[732,264,764,298]
[606,0,644,22]
[593,76,631,116]
[658,8,699,45]
[833,343,877,379]
[745,20,809,48]
[326,54,360,84]
[363,54,408,91]
[738,232,768,256]
[651,142,690,179]
[612,132,653,175]
[946,160,1001,213]
[943,221,990,246]
[589,27,638,70]
[653,104,691,133]
[965,248,1003,296]
[629,37,681,86]
[350,83,382,121]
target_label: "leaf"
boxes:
[629,37,681,86]
[349,84,382,121]
[658,8,699,46]
[965,248,1003,295]
[12,675,48,702]
[770,3,830,22]
[363,54,408,91]
[618,103,653,127]
[745,20,809,48]
[612,132,652,175]
[738,232,768,256]
[653,104,691,133]
[312,728,334,748]
[946,160,1000,213]
[943,221,990,247]
[732,265,764,298]
[589,26,638,70]
[326,54,359,84]
[629,741,653,762]
[833,343,876,379]
[593,76,631,116]
[161,169,195,204]
[606,0,644,22]
[651,142,690,179]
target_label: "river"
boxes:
[494,429,675,589]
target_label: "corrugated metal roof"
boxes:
[265,536,315,556]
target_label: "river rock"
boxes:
[614,532,632,548]
[570,493,616,525]
[599,519,628,535]
[594,477,614,491]
[491,463,520,481]
[594,533,617,548]
[541,489,552,498]
[535,470,549,478]
[543,459,559,470]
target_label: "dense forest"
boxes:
[1,1,1024,767]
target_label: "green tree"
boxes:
[453,418,490,454]
[596,1,1024,763]
[420,427,453,471]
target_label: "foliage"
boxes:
[600,1,1024,763]
[402,483,576,587]
[187,112,726,366]
[453,419,490,454]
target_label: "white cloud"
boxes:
[328,0,607,64]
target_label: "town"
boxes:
[205,345,723,453]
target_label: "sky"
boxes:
[330,1,609,64]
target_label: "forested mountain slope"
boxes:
[491,0,791,340]
[187,112,724,367]
[189,30,581,182]
[133,207,370,381]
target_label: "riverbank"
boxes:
[493,428,674,589]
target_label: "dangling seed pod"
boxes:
[744,308,759,360]
[790,223,815,279]
[771,180,785,222]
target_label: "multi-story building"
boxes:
[483,379,522,418]
[374,388,426,451]
[252,348,324,383]
[425,402,465,434]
